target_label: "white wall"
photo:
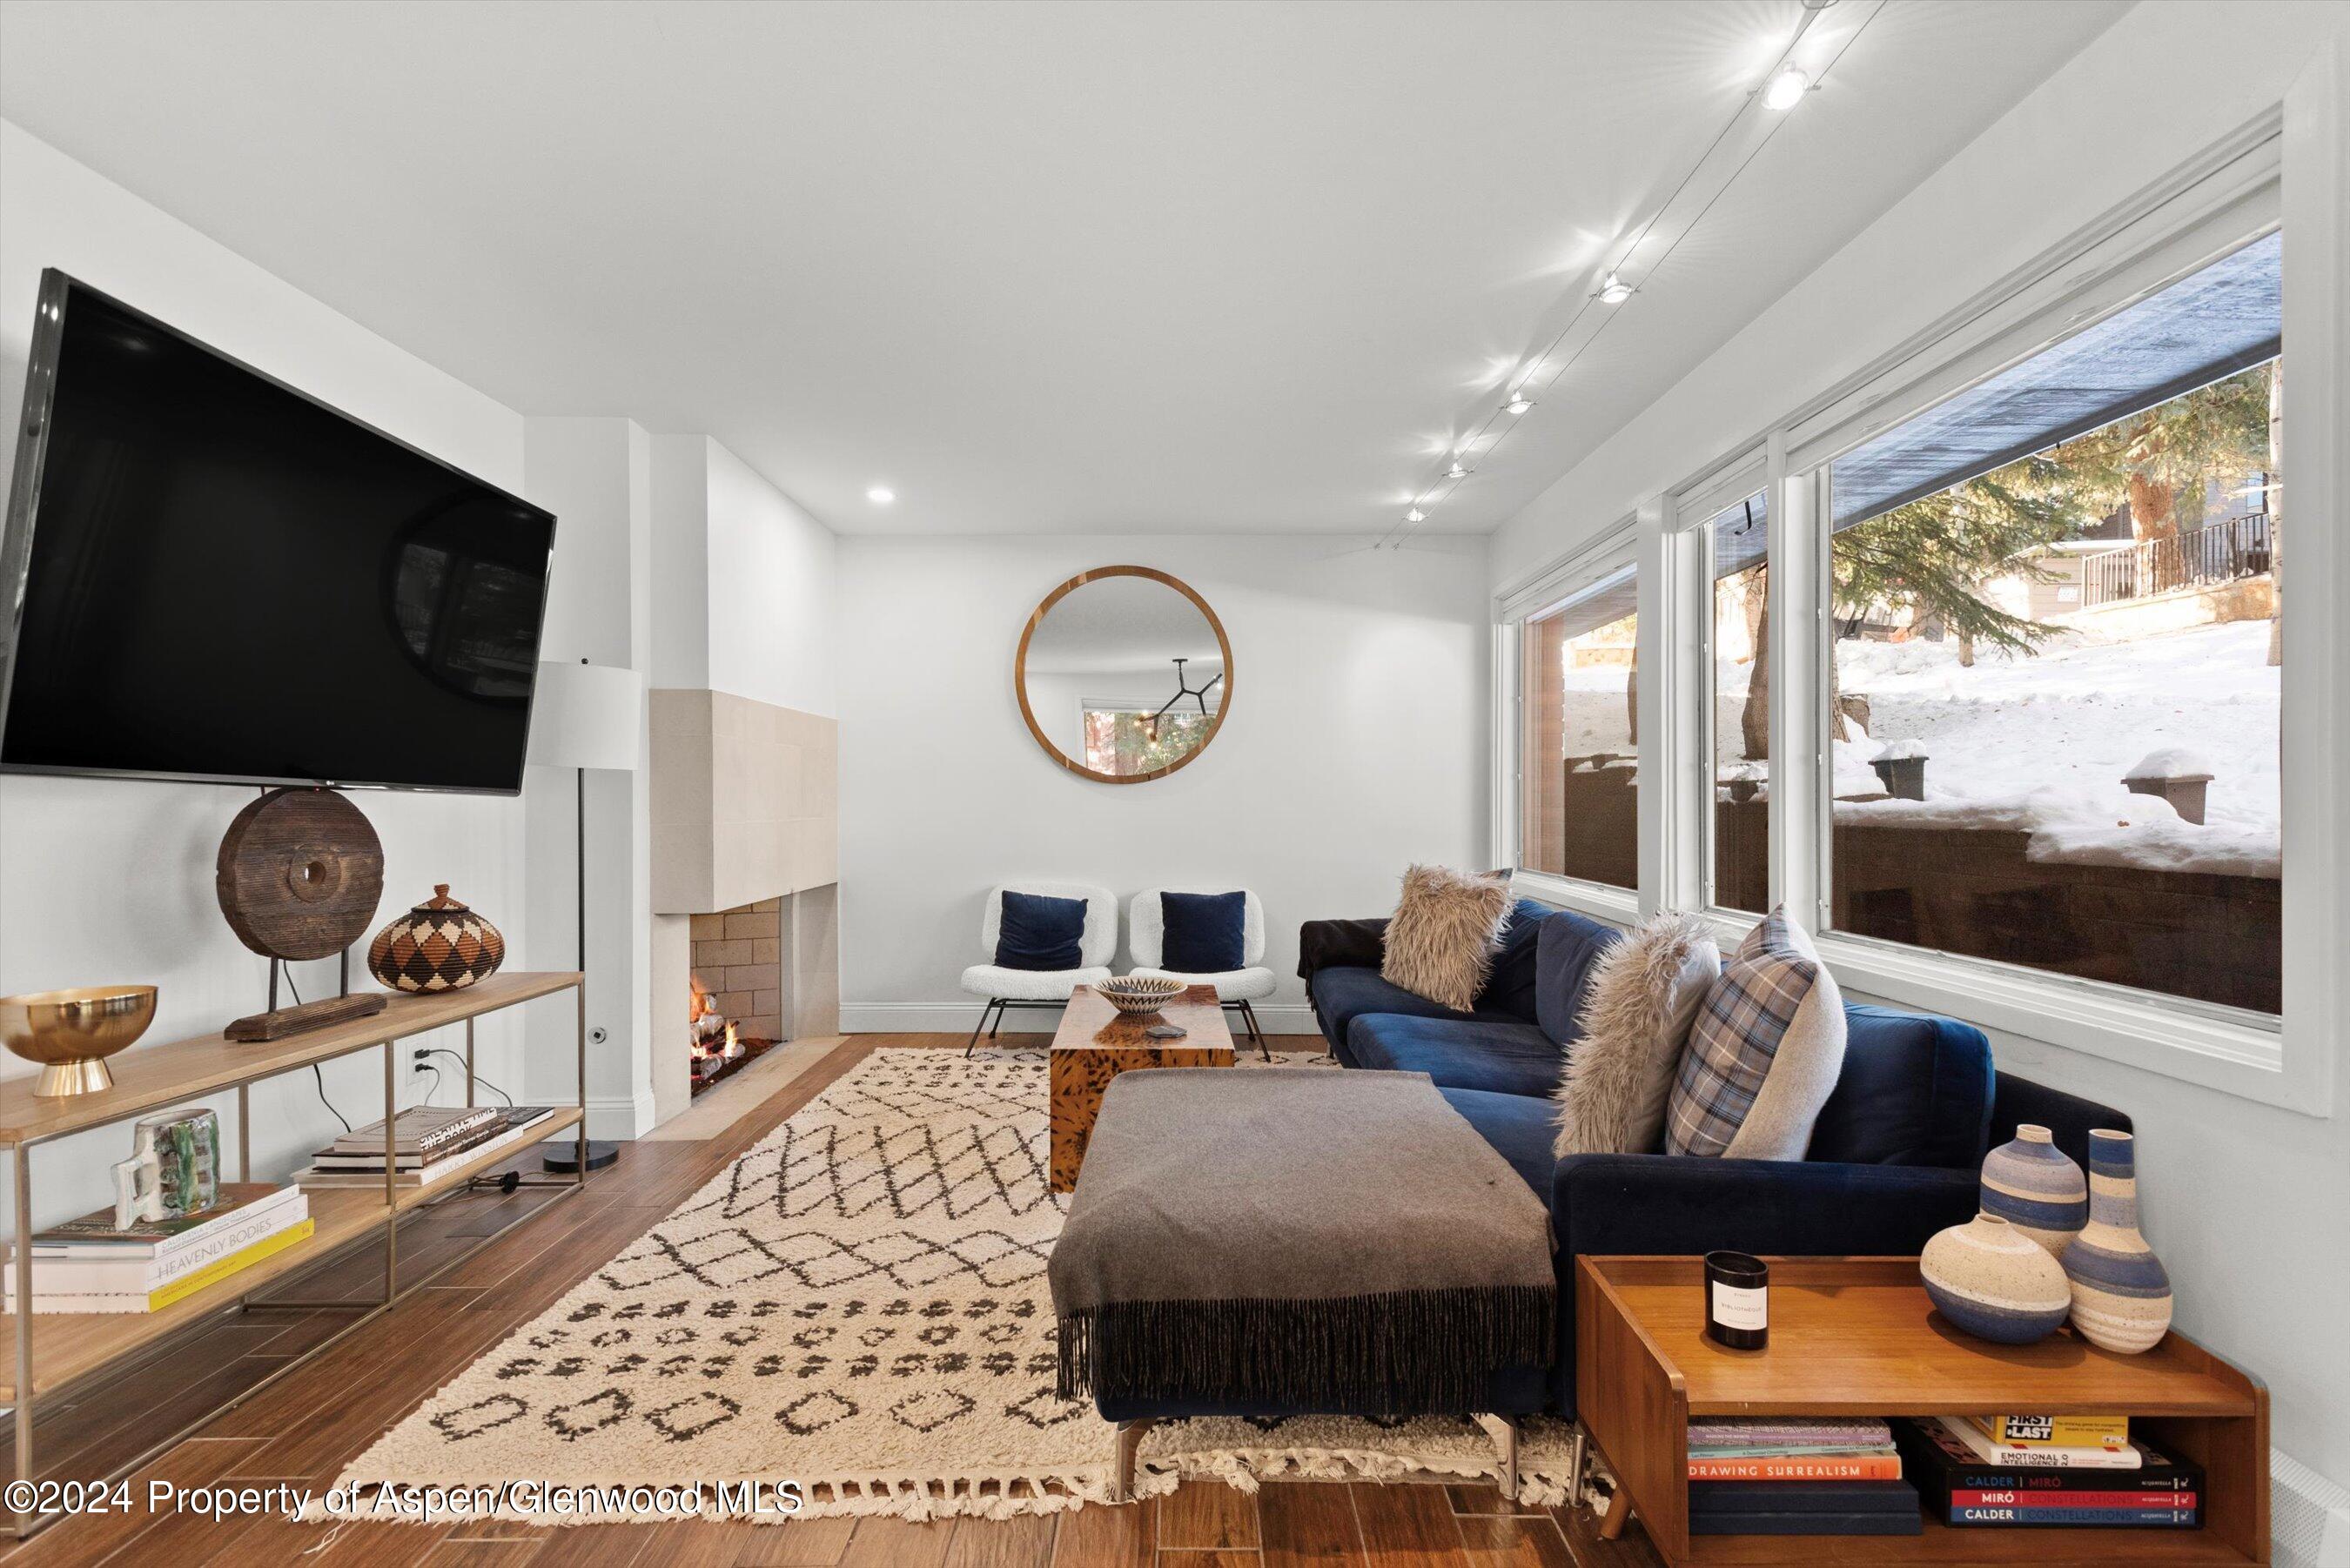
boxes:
[520,419,656,1137]
[652,435,837,719]
[0,120,534,1219]
[1487,3,2350,1493]
[836,533,1489,1031]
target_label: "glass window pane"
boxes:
[1519,564,1638,890]
[1825,239,2281,1013]
[1709,490,1769,913]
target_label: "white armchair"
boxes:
[959,882,1118,1054]
[1127,888,1275,1057]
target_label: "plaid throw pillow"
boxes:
[1664,907,1847,1159]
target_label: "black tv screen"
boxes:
[0,271,555,793]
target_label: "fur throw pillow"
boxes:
[1554,912,1722,1157]
[1380,865,1513,1013]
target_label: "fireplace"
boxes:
[685,898,785,1096]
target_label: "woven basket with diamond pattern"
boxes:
[367,884,507,993]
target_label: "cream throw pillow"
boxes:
[1664,907,1847,1160]
[1380,865,1513,1013]
[1554,911,1721,1157]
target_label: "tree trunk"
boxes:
[2266,358,2283,667]
[1740,568,1770,761]
[1625,639,1638,748]
[2126,471,2174,546]
[1957,627,1975,668]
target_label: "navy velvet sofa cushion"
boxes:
[1160,890,1247,972]
[1533,910,1622,1047]
[995,889,1087,971]
[1438,1086,1556,1197]
[1474,899,1555,1021]
[1346,1014,1562,1097]
[1307,968,1531,1051]
[1807,1005,1995,1168]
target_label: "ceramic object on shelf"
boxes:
[2064,1129,2173,1354]
[0,985,158,1097]
[1919,1210,2071,1344]
[368,885,507,993]
[1979,1122,2088,1256]
[1094,976,1184,1015]
[113,1107,220,1227]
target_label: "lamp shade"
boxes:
[528,660,644,772]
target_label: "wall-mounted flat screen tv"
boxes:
[0,271,556,794]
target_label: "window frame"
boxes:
[1496,519,1644,922]
[1490,95,2344,1116]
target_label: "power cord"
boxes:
[418,1048,515,1108]
[280,968,352,1135]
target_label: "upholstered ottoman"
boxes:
[1049,1066,1556,1499]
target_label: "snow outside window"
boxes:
[1822,233,2283,1015]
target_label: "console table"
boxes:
[0,971,590,1538]
[1577,1255,2268,1566]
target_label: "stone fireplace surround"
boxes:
[648,685,842,1125]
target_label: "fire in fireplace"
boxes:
[687,972,777,1096]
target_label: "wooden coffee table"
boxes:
[1048,983,1234,1192]
[1577,1255,2267,1566]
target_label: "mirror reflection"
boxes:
[1018,568,1228,781]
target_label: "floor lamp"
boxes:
[528,657,644,1174]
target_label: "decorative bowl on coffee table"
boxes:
[0,985,158,1097]
[1095,976,1185,1015]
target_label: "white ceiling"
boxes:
[0,0,2127,537]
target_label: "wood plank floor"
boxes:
[0,1035,1663,1568]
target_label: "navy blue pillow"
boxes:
[995,890,1088,971]
[1161,890,1246,972]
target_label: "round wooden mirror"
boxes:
[1017,566,1232,784]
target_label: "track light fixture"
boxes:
[1447,462,1469,479]
[1504,394,1533,416]
[1762,64,1810,111]
[1596,273,1635,305]
[1406,508,1426,524]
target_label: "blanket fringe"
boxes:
[1057,1284,1554,1411]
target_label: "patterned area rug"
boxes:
[320,1048,1579,1522]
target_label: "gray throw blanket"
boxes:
[1051,1067,1554,1413]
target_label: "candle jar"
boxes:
[1704,1250,1769,1350]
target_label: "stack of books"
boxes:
[1898,1417,2204,1529]
[1685,1418,1920,1536]
[298,1105,556,1188]
[3,1183,312,1314]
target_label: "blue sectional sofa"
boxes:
[1302,899,2131,1417]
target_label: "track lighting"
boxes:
[1504,394,1533,416]
[1406,508,1426,524]
[1447,462,1469,479]
[1596,273,1634,305]
[1762,64,1810,111]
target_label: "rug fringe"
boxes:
[299,1444,1574,1526]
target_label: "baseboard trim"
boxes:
[841,1002,1319,1036]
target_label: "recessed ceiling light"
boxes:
[1504,394,1534,416]
[1596,273,1635,305]
[1762,64,1810,111]
[866,486,895,504]
[1406,508,1427,524]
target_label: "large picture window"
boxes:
[1518,564,1639,890]
[1823,233,2282,1013]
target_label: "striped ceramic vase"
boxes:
[2063,1129,2173,1354]
[1920,1211,2071,1344]
[1980,1123,2088,1256]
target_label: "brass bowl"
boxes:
[1097,976,1185,1016]
[0,986,158,1097]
